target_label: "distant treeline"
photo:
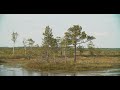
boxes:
[1,47,120,50]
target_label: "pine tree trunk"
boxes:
[46,47,49,61]
[13,43,15,55]
[64,47,67,60]
[54,53,56,63]
[61,47,62,57]
[74,44,76,63]
[24,46,26,55]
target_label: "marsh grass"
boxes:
[23,56,120,72]
[0,47,120,72]
[1,56,120,72]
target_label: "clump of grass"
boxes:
[24,56,120,72]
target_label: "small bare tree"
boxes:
[23,38,27,55]
[27,38,35,60]
[87,41,95,56]
[27,38,35,49]
[11,32,18,55]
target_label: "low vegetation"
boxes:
[0,47,120,72]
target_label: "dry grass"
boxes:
[0,59,29,67]
[19,56,120,72]
[1,56,120,72]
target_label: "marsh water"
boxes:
[0,65,120,76]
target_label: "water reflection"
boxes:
[0,65,120,76]
[0,65,40,76]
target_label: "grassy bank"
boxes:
[25,57,120,72]
[1,56,120,73]
[0,47,120,73]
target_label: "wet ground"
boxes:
[0,65,120,76]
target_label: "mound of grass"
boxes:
[24,56,120,72]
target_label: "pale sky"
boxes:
[0,14,120,48]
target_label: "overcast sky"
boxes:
[0,14,120,48]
